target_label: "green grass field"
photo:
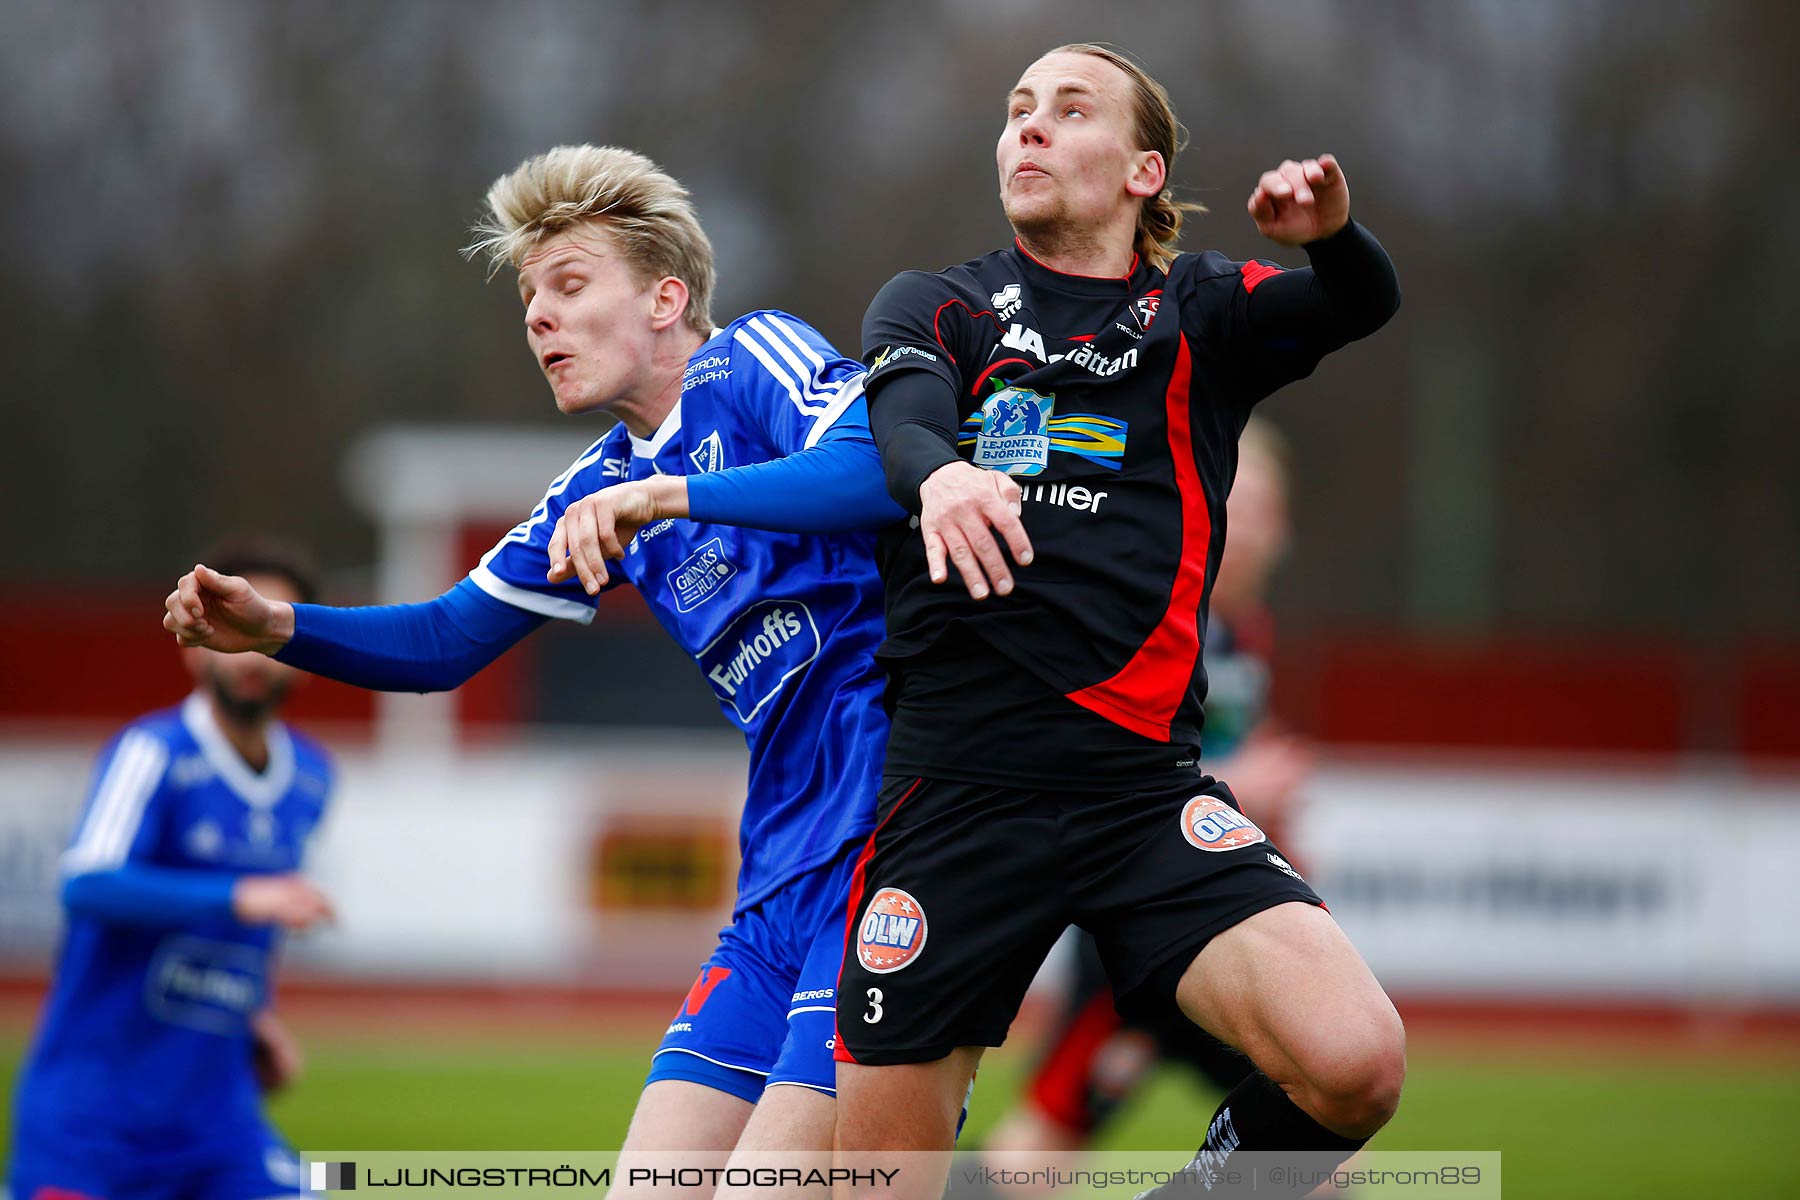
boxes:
[5,1025,1800,1198]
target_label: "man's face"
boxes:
[517,224,658,416]
[184,574,305,722]
[997,52,1154,245]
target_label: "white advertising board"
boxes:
[5,735,1797,1001]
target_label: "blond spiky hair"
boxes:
[466,144,716,336]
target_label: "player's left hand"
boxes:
[1247,154,1349,247]
[548,477,685,595]
[250,1009,303,1093]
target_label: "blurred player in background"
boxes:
[9,540,335,1200]
[164,145,907,1198]
[839,42,1402,1198]
[976,417,1318,1175]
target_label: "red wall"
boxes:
[3,585,1795,759]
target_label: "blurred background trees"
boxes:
[3,0,1794,643]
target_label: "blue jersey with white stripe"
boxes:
[12,694,332,1166]
[471,311,888,914]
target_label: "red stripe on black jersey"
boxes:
[1065,336,1212,741]
[1240,261,1283,294]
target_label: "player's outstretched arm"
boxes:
[546,432,910,595]
[1238,155,1399,358]
[62,863,244,930]
[165,568,544,693]
[165,564,294,654]
[232,873,335,932]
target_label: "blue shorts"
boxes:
[645,840,858,1103]
[8,1119,302,1200]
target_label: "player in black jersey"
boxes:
[974,420,1321,1183]
[909,432,1317,1181]
[835,44,1402,1196]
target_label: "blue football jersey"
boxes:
[12,693,332,1166]
[470,311,888,913]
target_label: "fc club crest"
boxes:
[972,386,1055,476]
[856,887,928,973]
[1131,292,1161,332]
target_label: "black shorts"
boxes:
[834,772,1323,1066]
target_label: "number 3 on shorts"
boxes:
[864,987,884,1024]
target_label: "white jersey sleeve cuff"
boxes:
[468,565,598,624]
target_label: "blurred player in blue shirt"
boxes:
[10,541,335,1200]
[163,145,907,1190]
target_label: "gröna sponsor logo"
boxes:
[668,537,737,611]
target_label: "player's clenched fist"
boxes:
[547,476,684,595]
[1248,154,1350,247]
[918,461,1034,601]
[163,564,294,654]
[231,873,335,932]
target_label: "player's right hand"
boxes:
[163,564,294,654]
[918,461,1034,600]
[232,874,336,932]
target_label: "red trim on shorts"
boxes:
[1065,336,1211,741]
[833,777,925,1065]
[31,1190,106,1200]
[1028,989,1124,1135]
[1239,261,1283,294]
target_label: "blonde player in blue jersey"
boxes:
[164,146,909,1199]
[10,541,334,1200]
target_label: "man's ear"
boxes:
[647,276,690,332]
[1126,150,1167,200]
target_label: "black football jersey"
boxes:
[864,228,1392,753]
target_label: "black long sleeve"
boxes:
[866,370,963,515]
[1246,219,1400,347]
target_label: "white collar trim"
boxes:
[180,691,294,809]
[629,397,683,460]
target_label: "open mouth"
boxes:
[543,352,572,370]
